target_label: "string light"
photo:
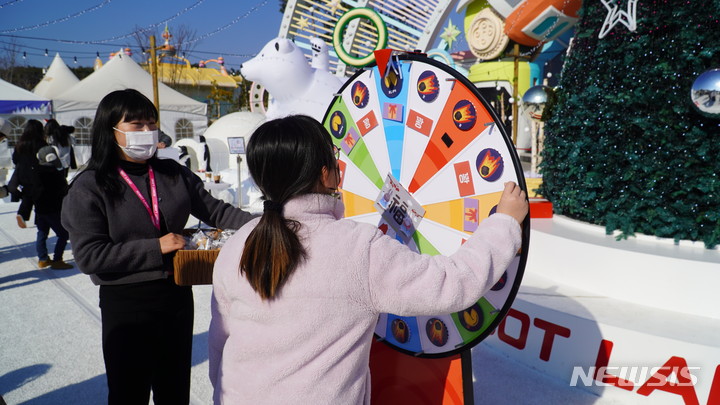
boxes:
[0,38,256,65]
[0,39,122,56]
[96,0,208,43]
[0,0,267,67]
[16,50,99,62]
[0,0,265,53]
[0,0,113,34]
[0,0,208,43]
[180,0,268,46]
[0,0,25,8]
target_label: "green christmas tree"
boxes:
[539,0,720,248]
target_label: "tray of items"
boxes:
[173,228,235,286]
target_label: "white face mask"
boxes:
[114,128,158,161]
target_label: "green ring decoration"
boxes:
[332,7,388,67]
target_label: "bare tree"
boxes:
[0,37,21,82]
[132,24,198,85]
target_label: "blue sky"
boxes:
[0,0,465,70]
[0,0,286,68]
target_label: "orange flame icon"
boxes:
[391,319,409,343]
[353,84,368,106]
[417,74,439,95]
[427,319,447,346]
[478,150,501,178]
[453,103,476,124]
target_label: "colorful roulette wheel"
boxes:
[322,53,529,358]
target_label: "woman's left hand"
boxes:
[159,233,186,254]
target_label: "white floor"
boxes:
[0,198,612,404]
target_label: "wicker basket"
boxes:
[173,249,220,286]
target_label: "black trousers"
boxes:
[99,278,194,405]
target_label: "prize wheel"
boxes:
[322,53,530,358]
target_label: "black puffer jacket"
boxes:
[31,164,67,214]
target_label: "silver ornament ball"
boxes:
[522,85,553,122]
[691,68,720,119]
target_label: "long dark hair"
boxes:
[241,115,337,300]
[84,88,159,196]
[45,118,69,147]
[15,119,46,155]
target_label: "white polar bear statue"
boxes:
[240,37,344,122]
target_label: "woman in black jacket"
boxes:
[61,89,255,405]
[12,119,45,228]
[32,145,72,269]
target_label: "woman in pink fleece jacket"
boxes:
[209,115,527,404]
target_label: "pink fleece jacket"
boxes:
[209,193,521,404]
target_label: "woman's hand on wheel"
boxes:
[497,182,529,225]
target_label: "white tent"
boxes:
[33,53,80,99]
[0,78,52,142]
[0,77,52,118]
[53,51,208,154]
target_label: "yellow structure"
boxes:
[468,61,535,94]
[148,58,242,89]
[142,58,244,118]
[141,26,242,90]
[135,26,245,119]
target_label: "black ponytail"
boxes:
[240,115,336,300]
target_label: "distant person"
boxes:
[156,131,180,162]
[61,89,255,405]
[157,131,172,149]
[11,119,46,229]
[44,119,77,177]
[0,118,12,198]
[208,115,528,404]
[33,145,72,269]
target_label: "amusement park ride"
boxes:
[136,25,242,119]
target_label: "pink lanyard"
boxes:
[117,166,161,230]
